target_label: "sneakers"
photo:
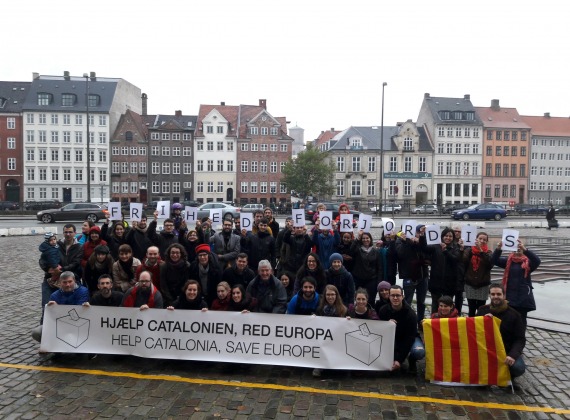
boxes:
[312,368,322,378]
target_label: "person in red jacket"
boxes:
[81,226,107,269]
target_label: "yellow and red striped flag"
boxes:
[423,316,511,386]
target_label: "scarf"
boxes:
[470,244,488,272]
[199,263,209,296]
[119,258,135,281]
[502,253,530,291]
[123,284,157,308]
[360,246,372,253]
[489,299,509,315]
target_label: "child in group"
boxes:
[39,232,62,287]
[431,295,459,319]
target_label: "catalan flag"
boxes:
[423,316,511,386]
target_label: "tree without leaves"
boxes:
[281,144,335,199]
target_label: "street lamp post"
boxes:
[379,82,387,215]
[83,73,91,203]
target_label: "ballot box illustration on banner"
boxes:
[345,323,383,365]
[56,309,90,348]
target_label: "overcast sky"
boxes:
[5,1,570,141]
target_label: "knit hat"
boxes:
[195,244,210,254]
[416,224,425,233]
[44,232,56,242]
[94,245,110,255]
[329,253,343,265]
[377,281,391,292]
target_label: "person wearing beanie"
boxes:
[375,281,392,313]
[189,242,222,306]
[325,252,355,306]
[39,232,62,288]
[83,243,114,295]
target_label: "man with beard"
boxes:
[252,210,273,236]
[282,224,313,274]
[378,285,425,374]
[189,244,222,306]
[135,246,164,290]
[210,218,241,269]
[147,211,179,258]
[222,252,255,288]
[125,215,153,261]
[246,260,287,313]
[88,274,123,306]
[121,270,164,309]
[476,284,526,379]
[287,277,320,315]
[264,207,280,239]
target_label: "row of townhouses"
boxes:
[1,73,570,207]
[316,94,570,207]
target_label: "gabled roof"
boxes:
[23,75,119,113]
[520,114,570,137]
[420,94,482,124]
[112,109,147,139]
[0,81,31,112]
[474,106,530,129]
[314,129,342,148]
[195,104,239,137]
[328,124,433,152]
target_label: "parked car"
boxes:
[241,203,265,212]
[37,203,108,223]
[441,204,469,214]
[451,203,507,221]
[0,201,20,210]
[305,202,360,223]
[370,204,402,214]
[197,202,241,221]
[411,204,439,215]
[24,200,62,211]
[518,206,548,215]
[181,200,201,208]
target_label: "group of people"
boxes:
[34,203,540,382]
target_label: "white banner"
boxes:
[40,306,395,370]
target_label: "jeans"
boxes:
[510,356,526,378]
[403,278,428,322]
[409,337,426,361]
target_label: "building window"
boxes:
[280,144,288,152]
[352,157,361,172]
[496,131,502,140]
[218,160,224,172]
[520,147,527,156]
[88,94,100,107]
[37,93,52,105]
[75,169,83,181]
[261,127,268,135]
[162,182,170,194]
[337,157,345,172]
[7,158,15,170]
[152,182,160,194]
[227,161,234,172]
[61,94,76,106]
[217,142,224,151]
[404,157,412,172]
[207,160,214,171]
[162,133,170,140]
[183,147,191,156]
[495,146,501,156]
[260,182,267,194]
[368,156,376,172]
[389,157,397,172]
[486,163,492,176]
[419,157,426,172]
[389,180,397,195]
[270,162,277,173]
[403,180,411,196]
[152,162,160,174]
[207,126,213,134]
[140,162,147,174]
[260,161,267,173]
[367,180,375,196]
[351,181,361,196]
[151,132,160,140]
[495,164,501,177]
[241,182,248,193]
[249,126,258,135]
[240,143,249,151]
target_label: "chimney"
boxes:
[220,101,225,106]
[491,99,500,110]
[424,93,430,99]
[544,112,551,118]
[331,127,334,132]
[90,71,96,81]
[259,99,267,109]
[32,72,40,80]
[63,71,70,80]
[141,93,148,116]
[175,110,182,117]
[464,94,470,100]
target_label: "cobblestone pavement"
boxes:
[1,227,569,419]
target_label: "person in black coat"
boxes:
[147,211,179,259]
[240,218,276,270]
[188,244,222,306]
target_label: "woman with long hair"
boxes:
[167,280,208,311]
[211,281,232,310]
[227,284,257,312]
[293,253,326,294]
[112,244,141,292]
[350,231,383,304]
[347,288,379,320]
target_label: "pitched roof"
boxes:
[0,81,31,112]
[143,113,197,130]
[328,124,433,152]
[520,114,570,137]
[474,106,530,129]
[195,104,239,137]
[314,129,342,148]
[420,94,482,124]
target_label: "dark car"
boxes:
[37,203,108,223]
[305,203,360,223]
[0,201,20,210]
[556,205,570,215]
[451,203,507,221]
[519,206,548,215]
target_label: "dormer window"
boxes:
[61,93,77,106]
[454,111,462,120]
[403,137,413,151]
[37,93,53,106]
[88,94,100,107]
[0,97,6,108]
[465,112,474,120]
[351,138,362,147]
[125,131,133,141]
[439,111,450,120]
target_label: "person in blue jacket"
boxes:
[287,277,320,315]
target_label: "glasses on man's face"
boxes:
[139,280,151,284]
[307,259,317,264]
[164,224,174,228]
[390,294,403,298]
